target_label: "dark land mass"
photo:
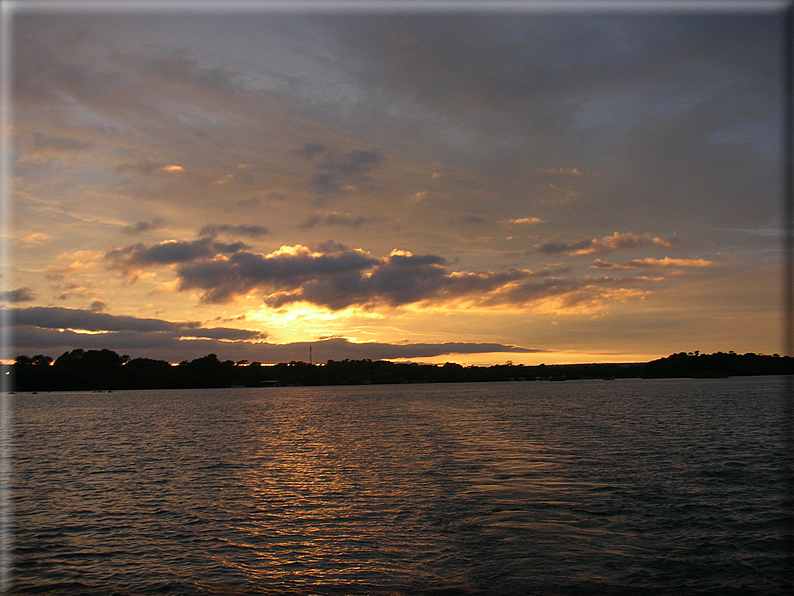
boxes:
[6,349,793,392]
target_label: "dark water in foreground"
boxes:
[11,377,791,594]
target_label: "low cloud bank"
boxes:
[8,306,540,364]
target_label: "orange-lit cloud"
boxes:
[592,257,713,270]
[508,217,545,225]
[536,232,678,256]
[44,250,102,279]
[22,233,53,243]
[103,235,656,316]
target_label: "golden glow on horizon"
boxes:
[386,350,665,367]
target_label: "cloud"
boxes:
[89,299,107,312]
[29,132,95,154]
[458,215,488,225]
[312,240,350,254]
[535,232,678,256]
[508,217,545,225]
[10,306,266,341]
[105,238,251,276]
[11,326,541,364]
[116,157,171,175]
[298,212,373,229]
[0,287,37,303]
[215,164,254,186]
[123,218,167,234]
[628,257,711,268]
[176,244,380,304]
[308,148,384,194]
[22,233,52,244]
[592,256,713,270]
[591,259,632,271]
[45,255,95,280]
[9,306,541,362]
[199,224,270,239]
[294,142,326,159]
[103,238,648,313]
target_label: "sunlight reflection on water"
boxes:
[11,377,791,594]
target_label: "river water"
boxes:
[10,376,792,594]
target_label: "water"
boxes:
[10,377,791,594]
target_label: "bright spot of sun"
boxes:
[246,303,383,343]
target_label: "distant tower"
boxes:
[309,345,312,365]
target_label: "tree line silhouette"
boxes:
[8,348,793,392]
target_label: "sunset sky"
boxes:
[2,1,788,365]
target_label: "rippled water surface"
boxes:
[11,377,791,594]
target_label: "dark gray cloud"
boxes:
[199,224,270,239]
[176,246,380,304]
[123,218,167,234]
[308,148,384,194]
[309,13,781,231]
[324,15,779,149]
[0,287,37,303]
[457,214,489,225]
[105,238,251,274]
[11,325,261,360]
[312,240,350,254]
[297,212,373,229]
[103,237,628,310]
[180,247,558,310]
[89,299,107,312]
[12,306,194,333]
[9,306,266,341]
[294,142,326,159]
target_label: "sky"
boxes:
[1,0,789,366]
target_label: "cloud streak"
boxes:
[592,257,713,270]
[535,232,677,256]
